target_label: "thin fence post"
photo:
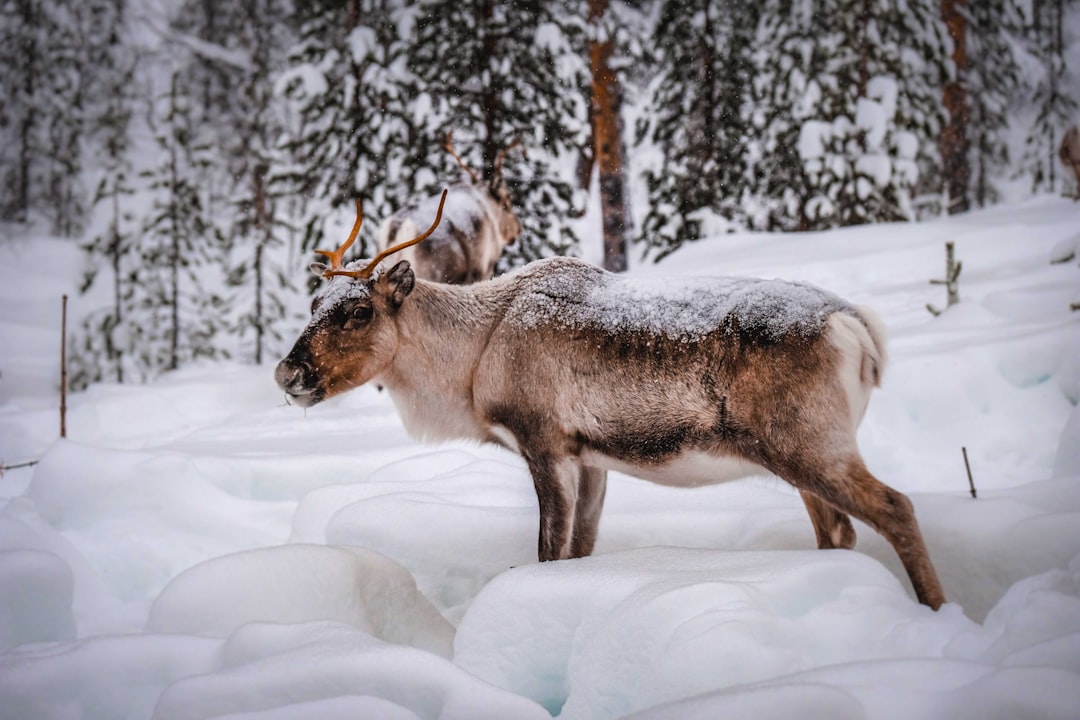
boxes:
[61,294,68,439]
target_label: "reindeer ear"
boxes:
[383,260,415,308]
[309,261,330,277]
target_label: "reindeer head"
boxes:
[275,191,447,407]
[444,132,523,246]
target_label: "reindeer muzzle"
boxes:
[275,356,325,407]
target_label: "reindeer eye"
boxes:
[344,304,373,329]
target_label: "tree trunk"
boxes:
[941,0,970,214]
[481,0,500,182]
[1048,0,1063,190]
[858,0,871,99]
[110,190,123,383]
[588,0,629,273]
[168,77,180,372]
[14,0,37,222]
[253,165,268,365]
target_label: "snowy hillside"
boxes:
[1,197,1080,719]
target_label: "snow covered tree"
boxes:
[0,0,96,234]
[223,1,299,366]
[410,0,591,267]
[69,0,141,389]
[746,1,822,232]
[967,0,1025,207]
[752,0,949,230]
[277,0,421,268]
[0,0,39,223]
[1019,0,1078,194]
[167,0,300,364]
[636,0,757,258]
[132,71,228,378]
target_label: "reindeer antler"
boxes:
[322,189,448,280]
[443,131,481,185]
[314,197,364,275]
[494,136,523,179]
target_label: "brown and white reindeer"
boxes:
[276,194,947,609]
[375,134,522,284]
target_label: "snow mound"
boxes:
[623,683,864,720]
[0,633,220,720]
[152,622,550,720]
[1053,404,1080,478]
[453,547,971,719]
[0,548,75,650]
[147,544,454,658]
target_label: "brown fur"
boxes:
[1060,124,1080,198]
[377,182,520,285]
[276,256,946,609]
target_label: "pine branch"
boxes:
[0,459,39,478]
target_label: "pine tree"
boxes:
[880,0,952,218]
[636,0,757,258]
[967,0,1024,207]
[748,0,825,231]
[223,0,299,365]
[754,0,949,230]
[0,0,42,223]
[69,0,141,389]
[410,0,591,267]
[1020,0,1078,194]
[132,71,227,379]
[162,0,301,366]
[278,0,421,269]
[0,0,90,233]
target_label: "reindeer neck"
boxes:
[377,279,512,442]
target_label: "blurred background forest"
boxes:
[0,0,1076,389]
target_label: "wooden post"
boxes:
[962,446,976,499]
[60,294,68,439]
[927,241,962,315]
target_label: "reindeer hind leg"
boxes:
[821,462,943,609]
[799,490,856,550]
[774,451,945,610]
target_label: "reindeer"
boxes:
[1060,123,1080,199]
[376,135,522,284]
[276,194,947,609]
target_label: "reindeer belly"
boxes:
[579,447,765,487]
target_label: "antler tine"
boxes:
[494,136,523,178]
[315,197,364,274]
[443,131,481,185]
[325,189,448,280]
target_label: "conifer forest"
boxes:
[1,0,1076,390]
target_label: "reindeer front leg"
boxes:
[571,465,607,558]
[523,453,592,562]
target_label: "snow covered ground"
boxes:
[1,197,1079,719]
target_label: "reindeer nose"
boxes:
[275,357,312,393]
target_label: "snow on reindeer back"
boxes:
[509,257,855,342]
